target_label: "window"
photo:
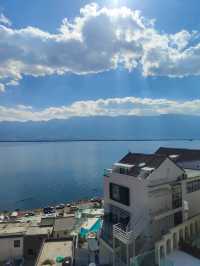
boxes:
[112,184,120,201]
[172,184,182,209]
[119,167,129,175]
[28,249,34,255]
[14,240,20,248]
[119,167,125,174]
[109,183,130,206]
[187,179,200,193]
[187,181,193,193]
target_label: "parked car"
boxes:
[55,204,65,209]
[43,206,55,214]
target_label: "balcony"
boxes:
[104,168,112,177]
[113,223,133,244]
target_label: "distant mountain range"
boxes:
[0,115,200,141]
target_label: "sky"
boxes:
[0,0,200,121]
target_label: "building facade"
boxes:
[100,147,200,266]
[0,235,24,261]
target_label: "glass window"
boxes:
[14,240,20,248]
[187,180,200,193]
[187,182,193,193]
[112,184,120,201]
[109,183,130,206]
[194,180,199,191]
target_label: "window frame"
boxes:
[14,239,20,248]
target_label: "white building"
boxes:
[100,147,200,266]
[0,218,53,264]
[0,223,26,262]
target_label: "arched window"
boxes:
[173,233,177,249]
[179,229,183,242]
[190,223,193,236]
[160,246,165,258]
[166,239,171,254]
[185,226,189,240]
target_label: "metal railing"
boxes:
[104,168,113,177]
[130,250,174,266]
[113,223,133,244]
[131,250,156,266]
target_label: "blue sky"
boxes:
[0,0,200,121]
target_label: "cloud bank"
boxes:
[0,13,11,26]
[1,3,200,90]
[1,97,200,121]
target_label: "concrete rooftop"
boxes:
[36,239,73,266]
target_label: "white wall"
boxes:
[182,179,200,217]
[148,158,184,187]
[104,171,149,236]
[148,185,172,214]
[0,237,23,261]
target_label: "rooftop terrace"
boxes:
[35,239,73,266]
[0,222,28,237]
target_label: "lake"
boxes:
[0,140,200,211]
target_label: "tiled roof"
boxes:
[119,152,167,177]
[120,152,166,167]
[156,147,200,162]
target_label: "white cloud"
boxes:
[0,13,11,26]
[1,97,200,121]
[1,4,200,91]
[0,83,5,92]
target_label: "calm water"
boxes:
[1,140,200,211]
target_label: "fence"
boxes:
[131,250,174,266]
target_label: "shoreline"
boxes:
[0,138,196,143]
[0,197,103,214]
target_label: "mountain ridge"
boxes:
[0,114,199,141]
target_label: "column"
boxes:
[113,237,116,266]
[127,243,129,266]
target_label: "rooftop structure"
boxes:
[54,215,75,232]
[0,214,54,264]
[116,152,168,178]
[35,238,74,266]
[40,216,55,227]
[53,215,75,238]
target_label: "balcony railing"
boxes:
[104,168,113,177]
[113,223,133,244]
